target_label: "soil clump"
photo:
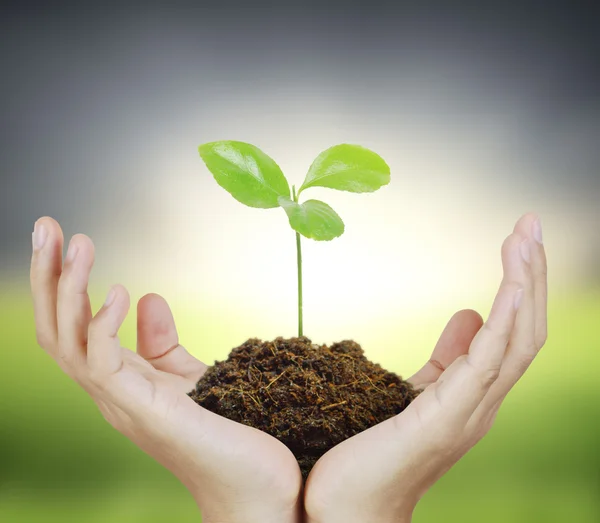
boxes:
[188,336,419,479]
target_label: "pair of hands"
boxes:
[30,213,547,523]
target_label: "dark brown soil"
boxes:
[188,336,419,479]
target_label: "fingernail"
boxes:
[104,287,116,307]
[32,222,48,251]
[65,241,79,263]
[520,239,530,263]
[514,288,524,309]
[533,218,543,244]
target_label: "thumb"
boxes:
[408,309,483,389]
[136,293,207,382]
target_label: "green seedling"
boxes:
[198,141,390,337]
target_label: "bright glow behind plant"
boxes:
[198,141,390,336]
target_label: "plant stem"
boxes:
[292,185,303,337]
[296,231,303,337]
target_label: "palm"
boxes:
[304,310,484,520]
[96,298,303,519]
[123,344,298,471]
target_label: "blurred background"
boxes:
[1,1,599,522]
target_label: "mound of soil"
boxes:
[188,336,419,479]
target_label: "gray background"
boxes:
[1,1,598,287]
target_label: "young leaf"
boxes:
[278,197,345,241]
[198,141,290,208]
[299,144,390,194]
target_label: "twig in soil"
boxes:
[288,356,304,371]
[247,393,262,408]
[265,369,287,390]
[337,379,362,388]
[251,365,263,384]
[321,400,348,411]
[362,372,386,394]
[265,388,278,405]
[218,390,231,401]
[239,385,246,403]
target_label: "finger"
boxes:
[87,287,157,414]
[521,214,547,349]
[470,232,531,371]
[87,285,129,376]
[532,219,548,349]
[408,309,483,389]
[434,233,524,421]
[137,293,207,383]
[508,212,544,361]
[30,217,64,354]
[473,214,542,411]
[56,234,95,366]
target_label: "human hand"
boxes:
[304,213,547,523]
[30,217,303,523]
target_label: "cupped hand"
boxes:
[304,213,548,523]
[30,217,303,523]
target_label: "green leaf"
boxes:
[299,144,390,194]
[279,197,345,241]
[198,141,290,208]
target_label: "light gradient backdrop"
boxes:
[1,2,599,522]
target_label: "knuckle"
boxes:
[537,262,548,278]
[30,267,42,284]
[428,357,446,373]
[470,420,493,442]
[100,408,116,427]
[58,274,82,294]
[501,233,523,257]
[500,234,513,252]
[88,366,106,387]
[513,351,536,374]
[58,350,74,365]
[35,330,54,349]
[502,281,524,315]
[482,320,510,344]
[481,367,501,387]
[87,319,103,340]
[523,340,538,355]
[73,373,89,389]
[504,280,523,296]
[57,276,74,297]
[96,402,117,427]
[535,329,548,350]
[466,357,500,388]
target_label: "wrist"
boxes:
[306,504,415,523]
[191,490,303,523]
[381,505,414,523]
[198,508,301,523]
[394,509,414,523]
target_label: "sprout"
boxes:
[198,141,390,336]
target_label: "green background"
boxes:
[1,283,598,522]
